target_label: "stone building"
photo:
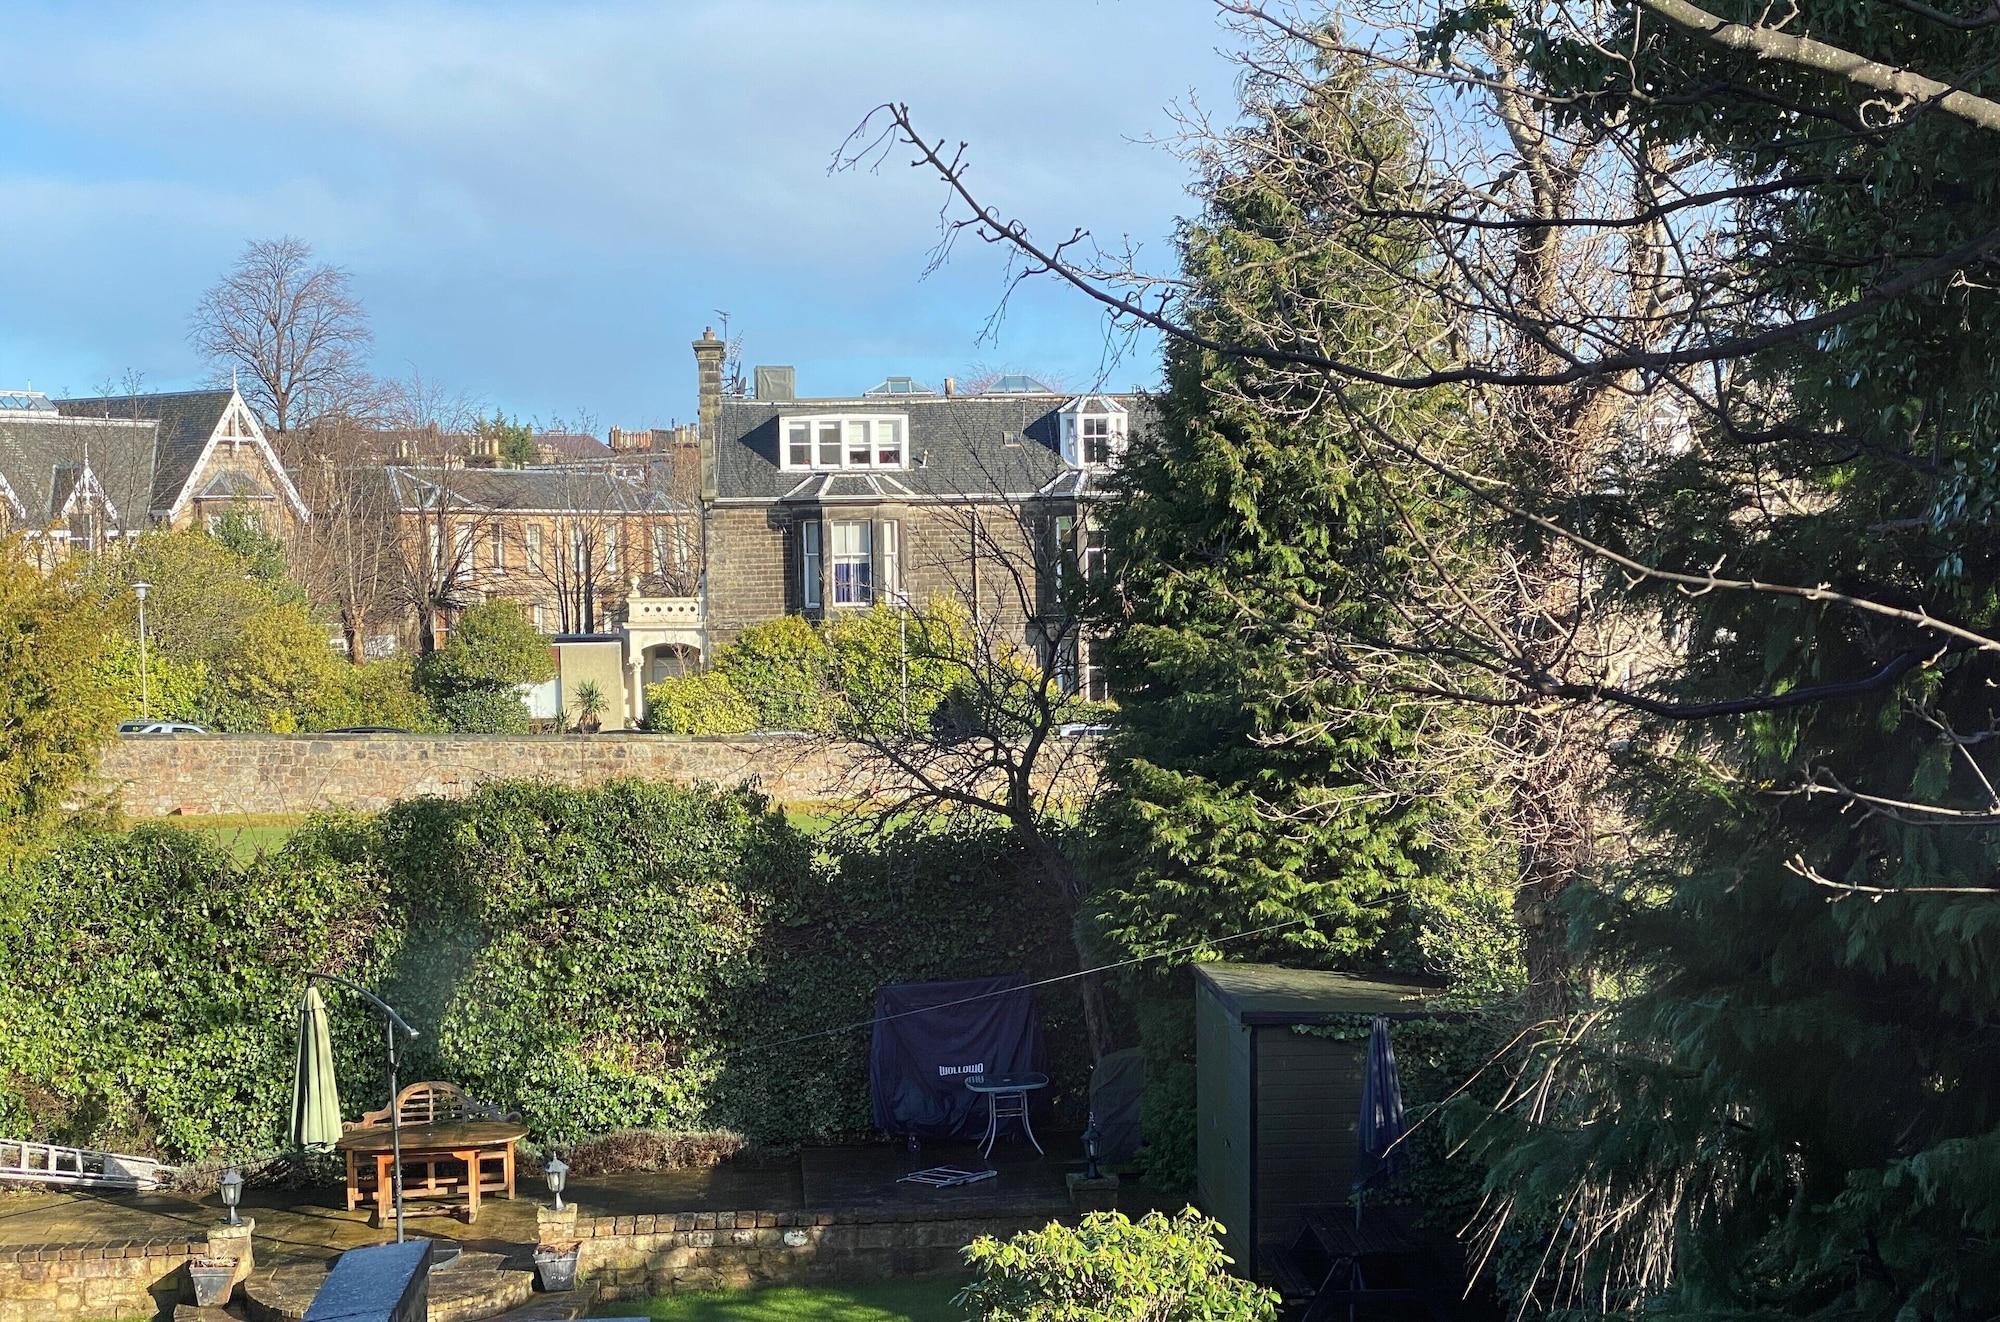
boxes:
[692,329,1146,701]
[0,385,306,557]
[382,463,700,643]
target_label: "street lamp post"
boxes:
[131,581,151,719]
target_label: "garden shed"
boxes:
[1193,962,1436,1277]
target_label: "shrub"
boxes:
[825,597,973,734]
[0,549,120,851]
[714,616,836,731]
[559,1127,745,1177]
[0,784,1090,1158]
[204,600,347,732]
[318,658,440,733]
[644,670,757,734]
[436,687,531,734]
[957,1209,1278,1321]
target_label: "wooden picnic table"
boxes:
[335,1119,525,1226]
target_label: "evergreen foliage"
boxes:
[1452,7,2000,1316]
[414,598,552,732]
[957,1210,1278,1321]
[0,547,120,853]
[0,782,1086,1157]
[1083,67,1516,1188]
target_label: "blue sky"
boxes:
[0,1,1241,427]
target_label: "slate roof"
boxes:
[0,412,160,527]
[384,465,691,514]
[55,388,234,514]
[713,393,1153,503]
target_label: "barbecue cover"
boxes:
[869,975,1043,1140]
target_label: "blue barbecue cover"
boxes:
[869,974,1043,1140]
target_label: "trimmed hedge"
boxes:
[0,780,1086,1159]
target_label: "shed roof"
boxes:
[1193,962,1437,1025]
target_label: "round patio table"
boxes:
[335,1120,526,1225]
[965,1072,1049,1159]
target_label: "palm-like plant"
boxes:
[571,680,607,734]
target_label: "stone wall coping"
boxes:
[0,1236,203,1262]
[572,1202,1068,1237]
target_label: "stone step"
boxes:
[240,1248,536,1322]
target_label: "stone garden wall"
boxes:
[550,1204,1065,1300]
[0,1236,205,1321]
[89,733,931,816]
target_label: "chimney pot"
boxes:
[943,376,955,397]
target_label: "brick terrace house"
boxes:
[0,385,306,559]
[693,329,1148,700]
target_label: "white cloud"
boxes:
[0,1,1235,416]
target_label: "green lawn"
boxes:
[152,812,308,860]
[591,1280,965,1321]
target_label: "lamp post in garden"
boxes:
[131,580,151,718]
[219,1167,243,1227]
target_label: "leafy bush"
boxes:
[318,658,440,732]
[643,670,756,734]
[0,549,119,852]
[714,616,836,731]
[0,821,394,1157]
[0,783,1091,1159]
[96,635,210,726]
[204,600,348,732]
[436,687,531,734]
[957,1209,1277,1321]
[824,598,973,735]
[416,600,553,733]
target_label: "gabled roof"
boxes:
[713,392,1153,503]
[384,465,691,515]
[0,414,157,532]
[55,389,235,515]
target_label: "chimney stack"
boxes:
[693,327,724,502]
[943,376,955,398]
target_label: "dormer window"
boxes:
[781,414,909,471]
[1059,396,1128,467]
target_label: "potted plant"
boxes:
[187,1256,239,1308]
[533,1241,582,1292]
[571,681,606,735]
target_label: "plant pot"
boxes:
[187,1259,238,1308]
[534,1243,582,1293]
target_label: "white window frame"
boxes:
[830,518,873,606]
[779,414,909,471]
[802,520,823,609]
[880,519,900,600]
[651,525,673,575]
[1059,396,1129,467]
[604,525,619,576]
[525,524,544,572]
[490,523,506,570]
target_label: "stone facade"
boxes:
[542,1203,1063,1301]
[88,733,1101,817]
[0,1234,226,1322]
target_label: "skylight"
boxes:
[0,391,56,414]
[981,374,1057,394]
[864,376,934,397]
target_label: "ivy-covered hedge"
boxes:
[0,780,1086,1160]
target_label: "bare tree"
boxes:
[189,236,374,436]
[289,412,401,663]
[380,379,490,653]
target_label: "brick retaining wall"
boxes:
[552,1205,1066,1300]
[0,1237,204,1322]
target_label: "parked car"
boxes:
[326,726,410,734]
[1057,722,1113,738]
[116,719,152,733]
[124,721,207,735]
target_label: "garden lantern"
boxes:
[219,1167,243,1226]
[1081,1117,1102,1181]
[545,1155,568,1210]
